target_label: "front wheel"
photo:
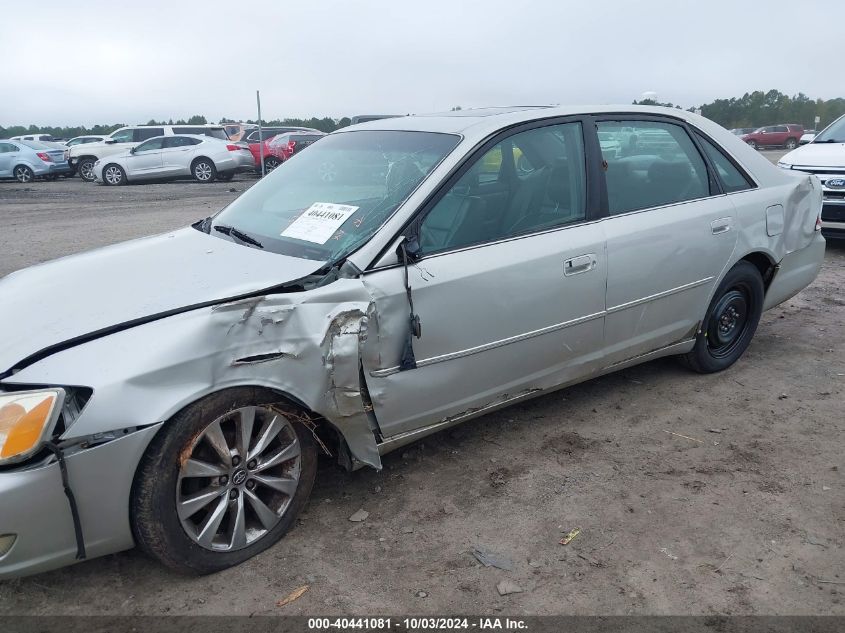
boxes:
[681,261,764,373]
[746,140,758,150]
[13,165,34,183]
[102,163,126,186]
[192,158,217,183]
[264,156,282,173]
[132,388,317,574]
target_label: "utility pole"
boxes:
[257,90,265,177]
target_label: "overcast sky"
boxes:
[2,0,842,126]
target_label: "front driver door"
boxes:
[124,137,164,177]
[362,119,607,439]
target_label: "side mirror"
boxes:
[129,147,136,154]
[397,235,421,262]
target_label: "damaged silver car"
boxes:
[0,106,825,577]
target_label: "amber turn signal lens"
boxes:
[0,391,62,463]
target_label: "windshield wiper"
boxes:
[213,224,264,249]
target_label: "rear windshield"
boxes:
[174,126,228,140]
[19,140,53,150]
[210,130,460,261]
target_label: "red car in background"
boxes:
[264,131,326,172]
[741,124,804,150]
[244,127,321,170]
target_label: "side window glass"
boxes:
[597,120,710,215]
[135,128,164,142]
[0,143,14,153]
[418,122,586,254]
[694,132,754,193]
[135,138,164,152]
[110,129,134,143]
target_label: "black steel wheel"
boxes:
[681,261,764,373]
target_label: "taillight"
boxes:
[226,144,242,152]
[816,213,823,231]
[36,152,52,162]
[287,141,297,151]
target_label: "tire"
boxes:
[746,140,758,150]
[77,158,97,182]
[192,158,217,183]
[680,261,764,374]
[784,137,798,150]
[264,156,282,173]
[102,163,126,186]
[217,171,234,182]
[132,387,317,574]
[13,165,34,183]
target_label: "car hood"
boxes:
[0,227,325,375]
[781,143,845,168]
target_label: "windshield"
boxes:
[210,130,460,261]
[814,116,845,143]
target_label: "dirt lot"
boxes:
[0,156,843,616]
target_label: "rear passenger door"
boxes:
[0,143,17,176]
[161,136,200,174]
[363,119,608,437]
[595,117,737,367]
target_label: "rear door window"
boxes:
[165,136,201,148]
[694,132,754,193]
[135,128,164,142]
[134,138,165,152]
[597,120,710,215]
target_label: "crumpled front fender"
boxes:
[3,278,383,469]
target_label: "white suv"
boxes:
[778,113,845,241]
[70,124,229,181]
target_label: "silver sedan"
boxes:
[0,139,72,182]
[91,134,254,184]
[0,106,825,578]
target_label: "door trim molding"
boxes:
[368,276,713,378]
[369,310,606,378]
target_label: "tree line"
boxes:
[634,89,845,131]
[4,90,845,138]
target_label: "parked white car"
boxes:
[778,113,845,241]
[65,135,108,147]
[92,135,254,185]
[69,124,230,181]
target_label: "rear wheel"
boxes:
[77,158,96,182]
[192,158,217,183]
[746,140,758,150]
[784,137,798,150]
[681,261,764,373]
[103,163,126,186]
[132,387,317,574]
[13,165,34,183]
[263,156,282,173]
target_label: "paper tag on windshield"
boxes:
[280,202,359,244]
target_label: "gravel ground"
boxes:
[0,154,843,615]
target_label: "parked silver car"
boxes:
[91,135,254,184]
[0,139,71,182]
[0,106,825,578]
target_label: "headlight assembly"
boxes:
[777,161,793,169]
[0,389,65,465]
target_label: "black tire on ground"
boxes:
[264,156,282,173]
[191,157,217,183]
[13,165,34,183]
[680,260,764,374]
[131,387,317,574]
[784,137,798,150]
[746,140,758,150]
[77,158,97,182]
[102,163,127,186]
[217,171,234,181]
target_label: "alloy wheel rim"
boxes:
[707,288,749,358]
[176,406,301,552]
[15,167,31,182]
[79,162,94,180]
[266,158,280,171]
[105,166,122,184]
[195,163,212,180]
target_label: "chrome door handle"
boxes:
[564,254,596,276]
[710,218,732,235]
